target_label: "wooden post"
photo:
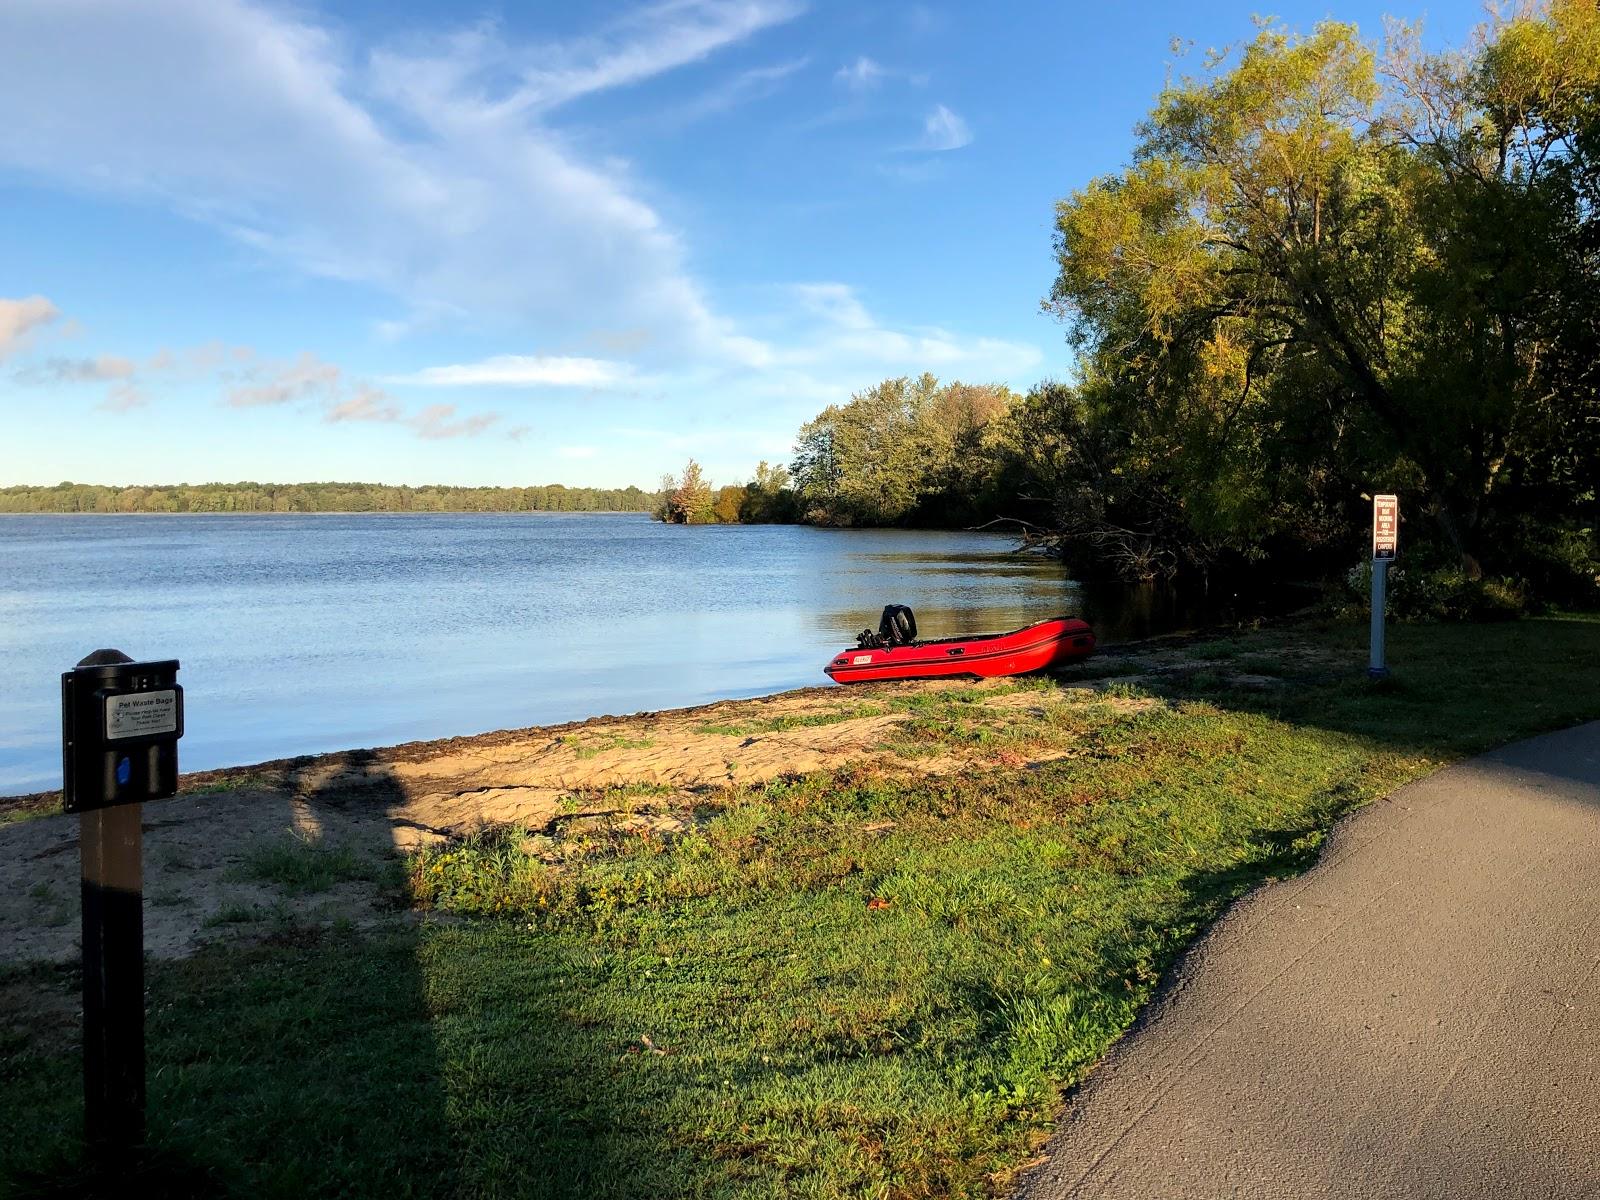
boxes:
[80,802,145,1152]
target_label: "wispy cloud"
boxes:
[0,6,1038,473]
[394,355,634,388]
[906,5,946,36]
[920,103,971,151]
[485,0,806,115]
[648,56,810,126]
[226,352,341,408]
[0,0,794,363]
[0,295,60,362]
[834,56,885,90]
[4,306,239,412]
[325,384,402,424]
[98,383,148,413]
[222,350,506,439]
[22,354,137,383]
[791,282,875,331]
[757,282,1041,375]
[412,404,499,440]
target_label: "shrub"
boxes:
[1337,561,1529,622]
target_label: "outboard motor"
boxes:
[856,604,917,649]
[880,604,917,645]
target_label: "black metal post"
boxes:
[63,648,179,1158]
[80,803,145,1152]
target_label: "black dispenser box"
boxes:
[61,657,183,813]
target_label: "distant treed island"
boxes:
[654,374,1030,533]
[0,482,658,514]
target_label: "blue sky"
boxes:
[1,0,1483,490]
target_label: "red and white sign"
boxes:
[1373,494,1399,560]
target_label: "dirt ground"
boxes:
[0,636,1280,967]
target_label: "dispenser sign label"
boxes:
[1373,494,1399,561]
[105,691,178,740]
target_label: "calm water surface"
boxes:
[0,513,1085,795]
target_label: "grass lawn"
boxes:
[5,614,1600,1198]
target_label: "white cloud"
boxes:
[834,56,885,90]
[29,354,138,382]
[0,6,1043,475]
[412,404,499,440]
[222,350,505,439]
[772,282,1039,374]
[226,351,341,408]
[792,282,875,331]
[0,0,796,362]
[395,355,634,388]
[325,384,402,423]
[921,103,971,151]
[647,56,809,126]
[98,383,148,413]
[483,0,806,115]
[0,295,60,361]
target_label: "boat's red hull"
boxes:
[824,617,1096,684]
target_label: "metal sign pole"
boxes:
[1369,494,1398,680]
[80,803,145,1151]
[1368,558,1389,679]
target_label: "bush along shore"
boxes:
[4,613,1600,1197]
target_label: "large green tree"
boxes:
[1046,3,1600,579]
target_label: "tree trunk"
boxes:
[1430,499,1483,579]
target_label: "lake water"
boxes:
[0,513,1090,796]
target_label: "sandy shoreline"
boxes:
[1,628,1254,966]
[0,666,1140,964]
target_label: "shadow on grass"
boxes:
[2,748,709,1198]
[1,753,457,1198]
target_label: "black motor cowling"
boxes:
[856,604,917,649]
[879,604,917,645]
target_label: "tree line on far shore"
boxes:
[0,481,658,514]
[664,4,1600,615]
[654,374,1027,529]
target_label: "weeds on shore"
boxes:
[560,733,657,759]
[694,703,888,738]
[233,832,382,896]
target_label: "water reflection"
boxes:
[1077,578,1320,643]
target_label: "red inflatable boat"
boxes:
[824,612,1096,684]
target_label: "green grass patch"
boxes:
[186,772,273,797]
[232,834,383,896]
[561,733,657,759]
[203,901,276,928]
[0,795,61,826]
[5,615,1600,1197]
[695,704,887,738]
